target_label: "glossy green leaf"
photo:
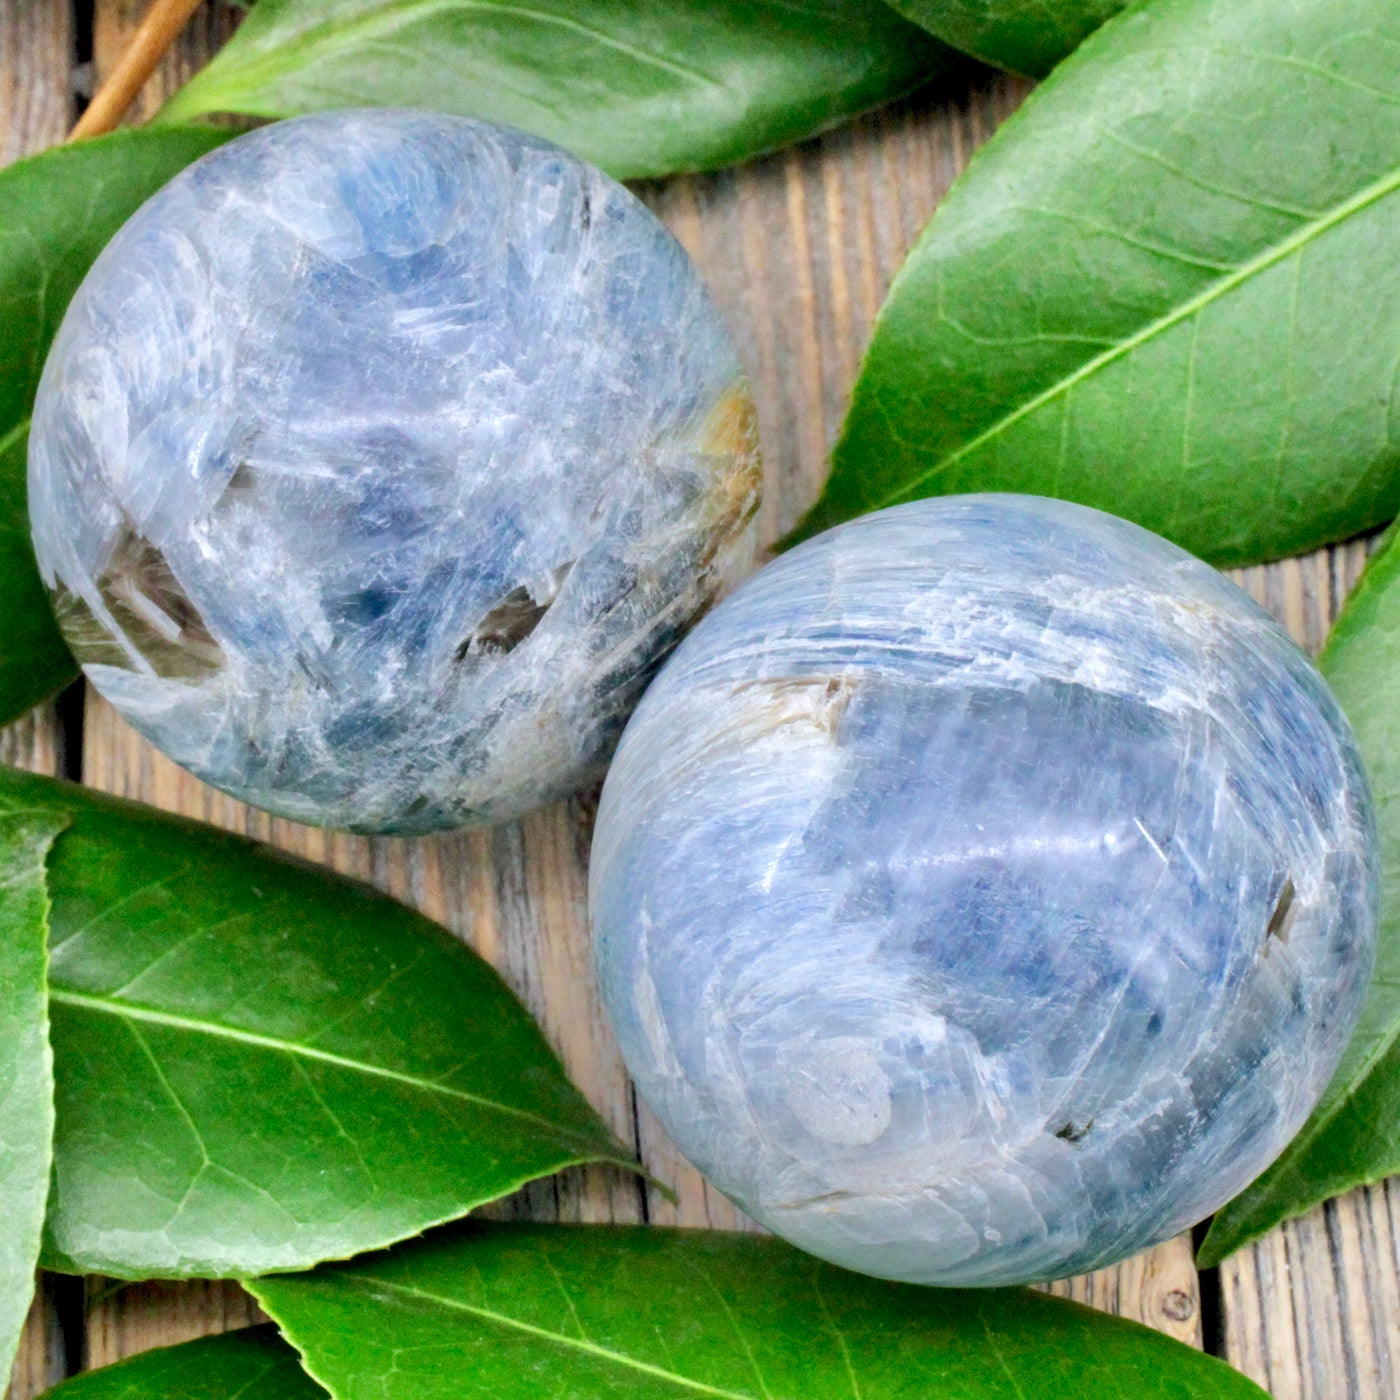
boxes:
[0,805,66,1384]
[36,1327,324,1400]
[254,1221,1266,1399]
[0,424,72,726]
[0,129,229,447]
[157,0,953,180]
[0,128,232,723]
[1199,525,1400,1265]
[0,766,630,1280]
[885,0,1125,77]
[803,0,1400,568]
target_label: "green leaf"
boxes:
[885,0,1126,77]
[0,129,230,442]
[1199,524,1400,1265]
[0,424,72,726]
[156,0,954,180]
[253,1221,1267,1399]
[0,805,67,1383]
[0,766,630,1281]
[0,127,233,723]
[36,1327,325,1400]
[801,0,1400,568]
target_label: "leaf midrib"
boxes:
[166,0,726,117]
[868,156,1400,513]
[49,988,608,1147]
[320,1272,758,1400]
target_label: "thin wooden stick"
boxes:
[69,0,206,140]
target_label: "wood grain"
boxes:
[6,1291,63,1400]
[25,3,1400,1395]
[1222,1187,1400,1400]
[92,0,236,126]
[0,0,70,165]
[72,0,207,138]
[0,707,61,788]
[1046,1241,1203,1350]
[81,1281,261,1370]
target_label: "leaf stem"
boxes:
[69,0,206,141]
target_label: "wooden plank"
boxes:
[2,0,77,1393]
[1045,1242,1203,1349]
[82,1281,261,1369]
[0,707,61,787]
[1221,1186,1400,1400]
[6,1279,68,1400]
[0,0,71,162]
[92,0,237,126]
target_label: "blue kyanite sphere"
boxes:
[28,110,759,833]
[591,495,1379,1287]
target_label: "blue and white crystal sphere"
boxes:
[28,110,759,833]
[591,495,1378,1286]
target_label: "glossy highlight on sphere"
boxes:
[591,495,1379,1287]
[29,111,759,833]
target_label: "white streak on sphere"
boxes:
[28,111,759,833]
[590,495,1379,1287]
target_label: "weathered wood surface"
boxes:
[4,1,1399,1395]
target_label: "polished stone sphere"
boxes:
[591,495,1378,1287]
[29,111,758,833]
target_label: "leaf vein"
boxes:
[123,1017,211,1172]
[49,989,614,1149]
[326,1273,757,1400]
[177,0,729,112]
[878,160,1400,512]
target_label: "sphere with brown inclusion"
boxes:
[591,495,1378,1287]
[28,111,759,834]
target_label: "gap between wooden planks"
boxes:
[4,1,1398,1397]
